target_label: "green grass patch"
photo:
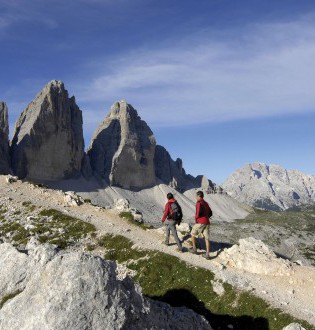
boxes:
[119,211,134,221]
[0,208,96,248]
[0,222,29,244]
[22,201,36,212]
[37,209,96,248]
[0,291,22,309]
[98,234,313,330]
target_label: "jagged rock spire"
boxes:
[11,80,84,181]
[88,100,156,190]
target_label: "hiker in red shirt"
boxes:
[161,193,183,252]
[189,190,212,259]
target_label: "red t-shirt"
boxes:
[195,198,211,225]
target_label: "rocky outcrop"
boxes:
[154,145,216,192]
[0,102,10,174]
[88,101,156,190]
[194,175,217,193]
[0,242,211,330]
[113,198,144,223]
[219,237,292,276]
[222,162,315,210]
[10,80,84,181]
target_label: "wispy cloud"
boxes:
[75,14,315,128]
[0,0,58,35]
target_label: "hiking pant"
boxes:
[165,220,182,249]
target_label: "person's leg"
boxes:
[202,225,211,259]
[191,234,197,251]
[189,224,200,253]
[205,239,210,255]
[169,221,182,250]
[164,222,170,245]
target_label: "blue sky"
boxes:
[1,0,315,184]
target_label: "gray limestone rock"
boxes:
[282,323,306,330]
[88,101,156,190]
[0,102,10,174]
[0,243,212,330]
[222,162,315,210]
[194,175,217,193]
[10,80,84,181]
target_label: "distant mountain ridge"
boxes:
[222,162,315,211]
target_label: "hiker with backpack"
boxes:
[189,190,213,260]
[161,193,183,252]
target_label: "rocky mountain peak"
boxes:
[222,162,315,210]
[10,81,84,181]
[0,102,10,174]
[109,100,134,116]
[88,101,156,190]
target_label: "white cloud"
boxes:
[75,14,315,128]
[0,0,58,34]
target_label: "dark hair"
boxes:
[167,193,174,200]
[196,190,204,198]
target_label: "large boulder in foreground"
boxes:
[10,80,84,181]
[0,102,10,174]
[88,101,156,190]
[0,243,211,330]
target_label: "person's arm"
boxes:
[162,203,169,222]
[195,202,200,222]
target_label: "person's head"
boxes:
[196,190,204,200]
[167,193,174,200]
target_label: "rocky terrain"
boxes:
[1,81,315,329]
[222,162,315,211]
[0,80,237,223]
[0,80,249,223]
[45,177,251,225]
[210,208,315,267]
[0,175,314,329]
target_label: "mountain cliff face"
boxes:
[10,81,84,181]
[0,102,10,174]
[88,101,157,190]
[222,162,315,210]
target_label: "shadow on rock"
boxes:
[193,238,233,255]
[150,288,269,330]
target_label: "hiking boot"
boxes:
[176,247,184,253]
[202,253,210,260]
[188,248,197,254]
